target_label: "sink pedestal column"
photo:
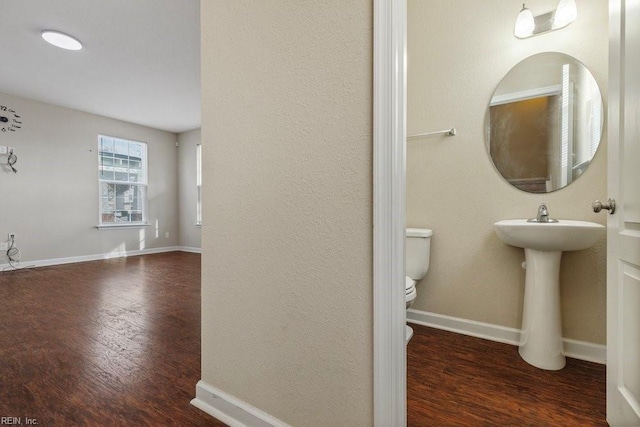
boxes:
[518,248,565,370]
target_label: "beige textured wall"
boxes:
[407,0,608,344]
[0,91,179,263]
[177,128,201,249]
[200,1,373,426]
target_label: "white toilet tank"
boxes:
[406,228,432,280]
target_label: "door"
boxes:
[607,0,640,424]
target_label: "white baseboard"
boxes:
[177,246,202,253]
[0,246,200,270]
[191,381,291,427]
[563,338,607,364]
[406,309,606,365]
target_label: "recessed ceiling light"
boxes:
[41,30,83,51]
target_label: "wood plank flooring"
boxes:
[0,252,224,426]
[1,252,608,426]
[407,323,607,426]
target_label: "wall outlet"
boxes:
[0,146,6,155]
[0,242,7,251]
[7,146,15,153]
[8,233,15,241]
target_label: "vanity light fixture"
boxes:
[41,30,83,51]
[514,0,577,39]
[514,4,535,38]
[553,0,578,28]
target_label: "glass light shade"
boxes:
[553,0,577,28]
[514,5,535,38]
[41,30,83,51]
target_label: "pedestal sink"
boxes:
[493,219,605,370]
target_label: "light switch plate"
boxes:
[0,146,7,155]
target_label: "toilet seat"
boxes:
[406,287,417,303]
[405,276,417,303]
[405,276,416,291]
[405,276,418,343]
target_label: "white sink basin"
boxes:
[493,218,605,370]
[494,219,605,252]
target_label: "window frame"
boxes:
[97,135,149,227]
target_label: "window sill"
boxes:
[95,223,150,230]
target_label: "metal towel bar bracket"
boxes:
[407,128,456,139]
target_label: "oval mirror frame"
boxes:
[486,52,604,193]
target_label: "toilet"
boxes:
[405,228,432,343]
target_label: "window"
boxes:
[98,135,147,225]
[196,143,202,225]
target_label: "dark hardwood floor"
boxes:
[0,252,224,426]
[1,252,607,426]
[407,323,607,426]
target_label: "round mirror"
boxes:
[486,52,604,193]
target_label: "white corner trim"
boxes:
[373,0,407,426]
[0,246,197,270]
[406,309,606,364]
[191,381,292,427]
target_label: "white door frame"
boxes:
[373,0,407,425]
[607,0,640,423]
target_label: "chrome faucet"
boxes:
[528,203,559,223]
[537,203,550,222]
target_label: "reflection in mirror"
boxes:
[487,52,603,193]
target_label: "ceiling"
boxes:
[0,0,200,134]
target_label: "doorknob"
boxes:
[592,198,616,214]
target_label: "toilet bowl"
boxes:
[405,276,417,342]
[406,276,417,308]
[405,228,432,344]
